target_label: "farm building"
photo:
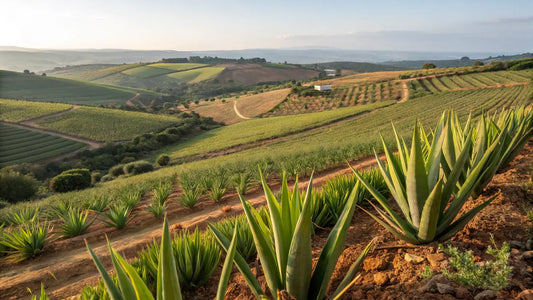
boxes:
[314,85,332,91]
[324,69,336,77]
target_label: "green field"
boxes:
[49,64,143,81]
[0,70,157,105]
[410,70,532,94]
[0,99,71,122]
[0,124,86,167]
[164,101,395,159]
[166,67,225,83]
[35,106,183,141]
[121,66,176,78]
[148,63,207,71]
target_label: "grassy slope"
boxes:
[235,88,291,117]
[164,101,395,159]
[46,64,142,81]
[0,70,156,105]
[0,124,86,166]
[0,99,71,122]
[121,66,176,78]
[166,67,225,83]
[36,106,182,141]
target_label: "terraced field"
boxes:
[0,70,155,105]
[148,63,207,71]
[0,124,87,166]
[0,99,71,122]
[35,106,183,141]
[409,70,532,95]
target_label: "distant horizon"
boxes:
[2,1,532,53]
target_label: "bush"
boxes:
[510,61,533,71]
[0,170,38,203]
[123,161,154,176]
[422,62,436,69]
[91,172,102,185]
[0,200,11,209]
[109,164,125,177]
[50,169,92,193]
[156,154,170,166]
[120,156,135,164]
[100,174,114,182]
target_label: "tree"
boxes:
[23,69,30,74]
[473,61,484,67]
[422,63,436,69]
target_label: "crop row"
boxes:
[0,124,86,166]
[410,70,532,96]
[35,106,184,141]
[267,81,402,116]
[0,99,71,122]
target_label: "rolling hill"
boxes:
[0,70,161,105]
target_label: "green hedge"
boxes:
[50,168,92,193]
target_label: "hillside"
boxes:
[0,70,160,105]
[384,53,533,69]
[47,62,319,89]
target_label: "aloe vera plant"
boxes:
[101,204,132,229]
[59,207,94,237]
[86,217,183,300]
[7,206,40,226]
[354,121,496,244]
[84,196,111,212]
[209,214,257,261]
[30,283,49,300]
[210,171,374,299]
[178,186,202,208]
[153,182,173,206]
[0,222,53,262]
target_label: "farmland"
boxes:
[0,70,157,105]
[148,62,207,71]
[408,70,532,96]
[264,80,403,116]
[0,123,87,166]
[0,99,71,122]
[166,66,225,83]
[35,106,185,141]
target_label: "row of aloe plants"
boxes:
[77,168,383,299]
[354,106,533,244]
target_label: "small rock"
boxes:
[436,283,455,295]
[527,239,533,251]
[419,274,447,293]
[510,240,526,250]
[427,253,446,268]
[373,272,389,286]
[405,253,425,264]
[474,290,497,300]
[517,289,533,300]
[363,257,388,271]
[520,250,533,261]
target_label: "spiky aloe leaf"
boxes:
[332,238,375,298]
[86,241,124,300]
[112,249,154,300]
[406,122,429,228]
[156,216,182,300]
[417,179,443,242]
[216,226,238,300]
[285,175,313,299]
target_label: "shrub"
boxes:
[0,200,10,209]
[91,172,102,185]
[440,237,512,291]
[0,170,38,203]
[422,62,436,69]
[108,164,125,177]
[156,154,170,166]
[100,174,114,182]
[124,161,154,176]
[50,169,92,193]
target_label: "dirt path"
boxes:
[233,100,252,120]
[399,80,409,103]
[0,155,381,300]
[126,93,141,106]
[1,122,103,150]
[20,105,81,126]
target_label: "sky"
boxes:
[2,0,532,53]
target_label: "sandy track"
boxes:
[0,155,381,300]
[233,100,251,120]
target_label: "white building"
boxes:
[314,85,332,91]
[324,69,336,77]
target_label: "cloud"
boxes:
[481,16,533,24]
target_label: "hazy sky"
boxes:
[2,0,532,52]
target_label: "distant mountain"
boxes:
[383,53,533,69]
[0,47,510,72]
